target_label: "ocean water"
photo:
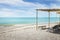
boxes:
[0,17,59,24]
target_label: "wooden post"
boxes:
[36,9,38,30]
[56,13,59,24]
[56,12,60,24]
[58,14,60,24]
[48,11,50,27]
[59,14,60,24]
[56,13,58,24]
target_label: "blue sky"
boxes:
[0,0,60,17]
[24,0,59,5]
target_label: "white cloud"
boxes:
[50,3,60,8]
[0,0,52,17]
[0,0,48,8]
[0,8,17,17]
[0,0,19,5]
[0,8,36,17]
[0,0,59,17]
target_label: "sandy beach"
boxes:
[0,23,60,40]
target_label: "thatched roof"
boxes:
[36,9,60,12]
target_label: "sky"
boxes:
[0,0,60,17]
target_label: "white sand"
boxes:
[0,24,60,40]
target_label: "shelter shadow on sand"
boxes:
[47,24,60,34]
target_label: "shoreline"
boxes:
[0,22,58,29]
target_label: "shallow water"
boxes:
[0,17,59,24]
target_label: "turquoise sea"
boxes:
[0,17,59,24]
